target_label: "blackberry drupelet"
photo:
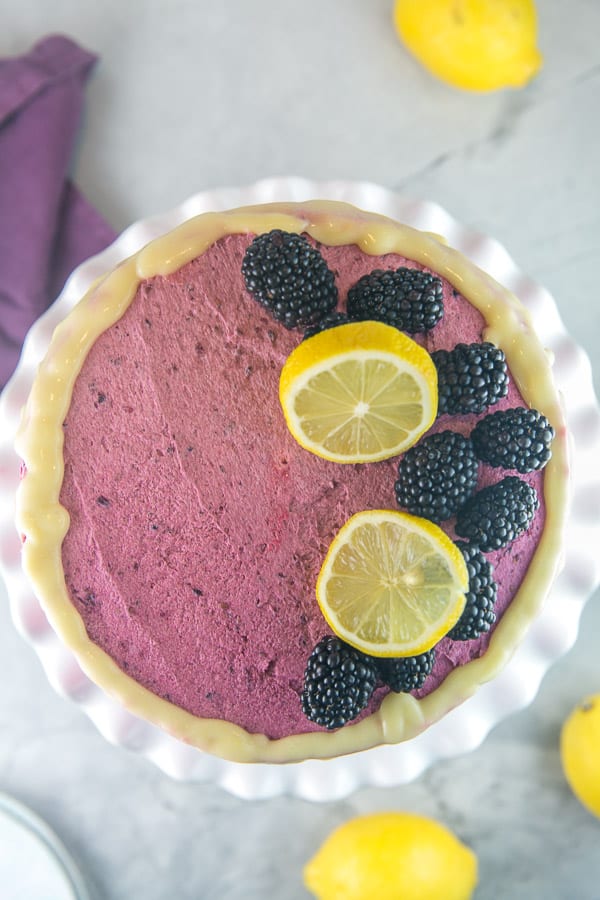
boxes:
[432,342,509,416]
[447,542,498,641]
[394,430,479,522]
[303,310,349,340]
[471,407,555,473]
[376,649,436,693]
[302,636,377,730]
[241,230,337,329]
[346,267,444,333]
[455,475,539,552]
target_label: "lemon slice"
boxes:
[317,509,468,658]
[279,321,437,463]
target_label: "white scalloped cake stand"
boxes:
[1,178,599,801]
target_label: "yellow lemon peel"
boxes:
[560,694,600,819]
[304,811,478,900]
[394,0,543,92]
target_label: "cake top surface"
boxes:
[15,202,569,763]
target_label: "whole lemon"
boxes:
[393,0,542,92]
[560,694,600,819]
[304,811,478,900]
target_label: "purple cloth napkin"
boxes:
[0,35,117,389]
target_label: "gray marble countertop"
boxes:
[2,2,600,897]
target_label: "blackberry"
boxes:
[447,542,498,641]
[303,310,349,340]
[376,649,436,693]
[241,230,337,329]
[455,475,539,552]
[346,267,444,334]
[471,407,555,473]
[301,636,377,730]
[432,342,509,416]
[394,430,479,522]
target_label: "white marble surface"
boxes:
[2,1,600,897]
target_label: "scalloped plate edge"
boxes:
[1,178,599,800]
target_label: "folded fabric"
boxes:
[0,34,116,390]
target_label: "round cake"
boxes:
[15,201,570,763]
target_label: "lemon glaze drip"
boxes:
[15,201,570,763]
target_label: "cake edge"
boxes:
[14,200,571,764]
